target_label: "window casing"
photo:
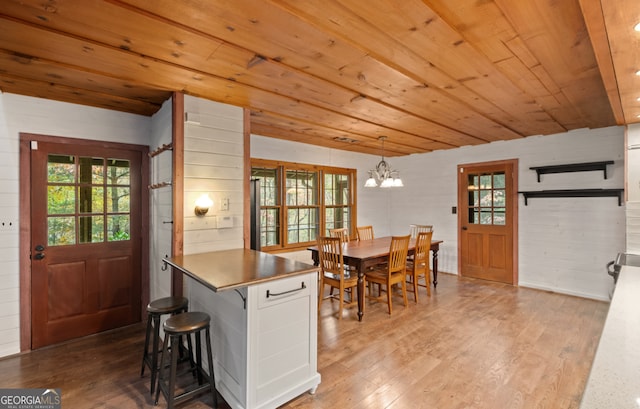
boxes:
[251,159,356,251]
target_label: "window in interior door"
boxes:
[47,155,131,246]
[467,172,506,225]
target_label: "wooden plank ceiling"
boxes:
[0,0,635,157]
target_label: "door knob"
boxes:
[35,244,45,251]
[33,253,45,260]
[462,226,468,230]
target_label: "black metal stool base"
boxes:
[140,296,188,396]
[154,311,218,409]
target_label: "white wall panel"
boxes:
[149,98,174,301]
[626,124,640,254]
[182,96,244,255]
[626,202,640,253]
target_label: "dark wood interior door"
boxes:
[30,140,142,349]
[458,160,518,284]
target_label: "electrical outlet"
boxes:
[221,198,229,211]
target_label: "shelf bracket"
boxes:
[235,289,247,309]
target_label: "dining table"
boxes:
[308,236,443,321]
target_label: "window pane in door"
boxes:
[48,186,75,214]
[79,157,103,184]
[79,215,104,243]
[480,210,492,224]
[48,216,75,246]
[107,159,130,185]
[479,190,492,206]
[107,187,130,213]
[48,155,75,183]
[78,187,104,214]
[493,190,505,207]
[480,175,491,189]
[107,215,130,241]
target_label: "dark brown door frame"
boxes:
[19,133,150,352]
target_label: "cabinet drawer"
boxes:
[257,274,313,309]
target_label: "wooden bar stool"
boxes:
[155,311,218,409]
[140,296,189,395]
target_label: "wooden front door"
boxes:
[458,159,518,284]
[29,138,144,349]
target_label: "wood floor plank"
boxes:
[0,273,607,408]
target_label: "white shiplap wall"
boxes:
[626,124,640,253]
[0,92,150,358]
[182,96,244,255]
[252,126,625,301]
[149,98,173,301]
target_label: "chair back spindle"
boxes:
[356,225,374,241]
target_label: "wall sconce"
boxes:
[194,194,213,216]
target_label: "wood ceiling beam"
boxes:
[0,48,171,107]
[250,110,453,154]
[578,0,625,125]
[0,72,162,115]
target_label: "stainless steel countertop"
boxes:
[163,249,318,292]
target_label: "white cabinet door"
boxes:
[247,272,320,409]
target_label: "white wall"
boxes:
[182,96,244,254]
[0,92,150,358]
[626,124,640,253]
[149,98,174,301]
[253,126,625,301]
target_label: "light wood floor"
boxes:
[0,273,608,408]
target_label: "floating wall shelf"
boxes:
[519,189,624,206]
[529,160,614,182]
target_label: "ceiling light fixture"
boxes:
[635,22,640,31]
[364,136,403,188]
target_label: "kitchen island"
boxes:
[163,249,321,409]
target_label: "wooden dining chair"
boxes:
[328,227,354,297]
[356,225,374,241]
[409,224,433,238]
[406,231,432,302]
[364,235,410,314]
[329,227,350,244]
[317,236,359,319]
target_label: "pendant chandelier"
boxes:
[364,136,403,188]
